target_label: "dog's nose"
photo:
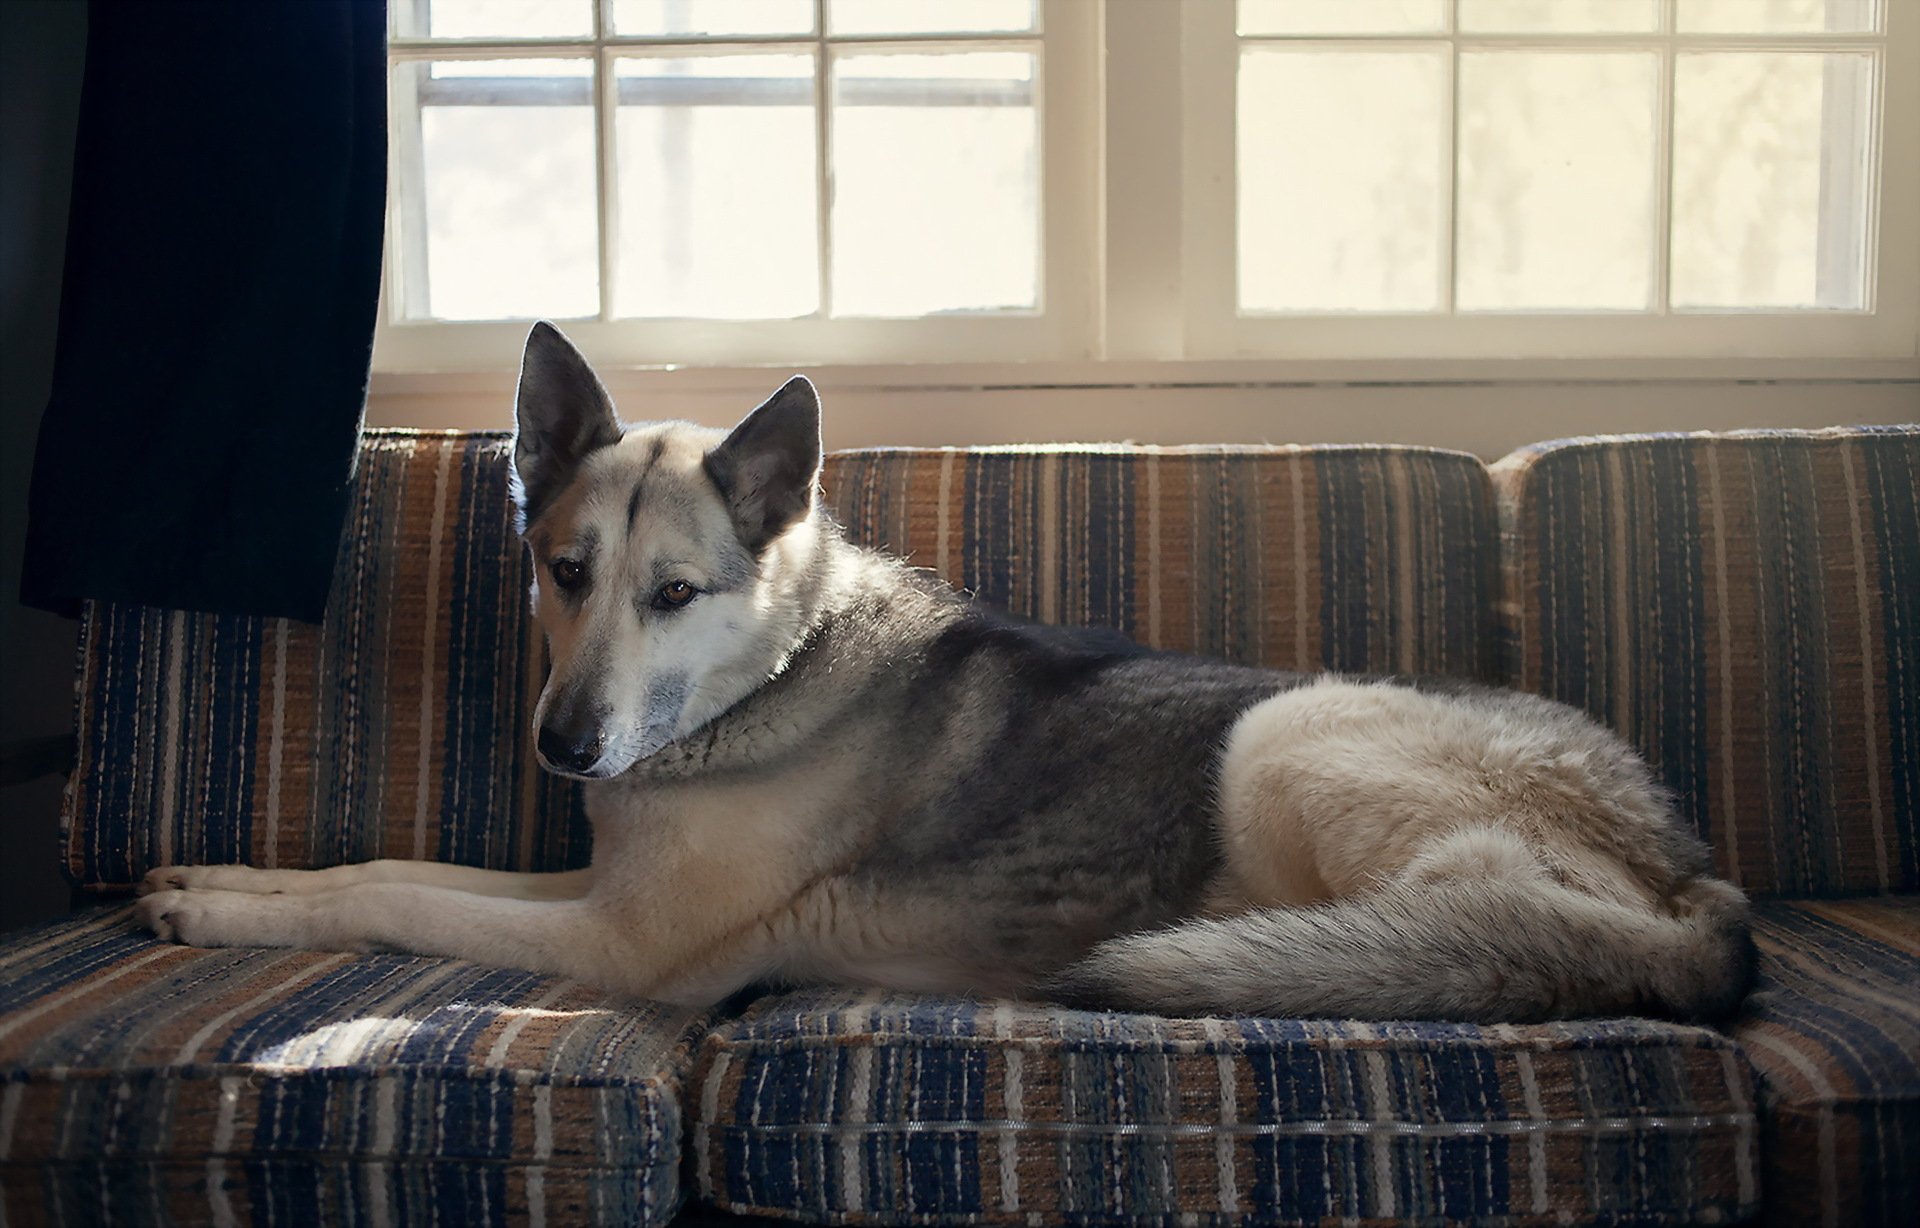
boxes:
[538,725,603,775]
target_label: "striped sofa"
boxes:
[1,426,1913,1227]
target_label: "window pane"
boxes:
[409,60,599,320]
[1238,0,1445,36]
[613,55,819,318]
[1672,52,1873,309]
[1677,0,1881,33]
[828,0,1036,37]
[611,0,815,37]
[1238,48,1446,312]
[1459,0,1660,32]
[1457,52,1659,311]
[402,0,593,38]
[830,52,1039,317]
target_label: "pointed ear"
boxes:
[512,322,621,528]
[703,376,823,553]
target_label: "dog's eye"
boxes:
[551,558,587,591]
[654,580,697,609]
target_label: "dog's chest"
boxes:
[588,756,877,933]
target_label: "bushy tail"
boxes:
[1046,874,1755,1024]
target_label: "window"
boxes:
[376,0,1917,371]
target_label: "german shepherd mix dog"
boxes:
[138,324,1756,1024]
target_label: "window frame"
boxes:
[375,0,1099,371]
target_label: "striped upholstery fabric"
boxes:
[692,990,1760,1226]
[827,445,1495,675]
[0,908,707,1227]
[1492,426,1920,897]
[1735,897,1919,1228]
[64,431,589,892]
[64,436,1498,891]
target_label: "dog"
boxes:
[136,322,1756,1023]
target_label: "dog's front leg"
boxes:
[138,861,594,901]
[135,885,654,996]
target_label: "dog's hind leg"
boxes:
[138,861,594,901]
[1049,679,1755,1023]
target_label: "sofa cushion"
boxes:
[63,431,592,892]
[690,990,1760,1226]
[1492,426,1920,896]
[0,908,707,1227]
[825,445,1496,674]
[1735,896,1919,1228]
[64,437,1499,890]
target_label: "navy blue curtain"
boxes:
[21,0,387,623]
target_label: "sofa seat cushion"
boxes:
[0,908,707,1227]
[691,990,1761,1226]
[1735,897,1919,1228]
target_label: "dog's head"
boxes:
[511,322,824,779]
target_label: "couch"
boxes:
[1,425,1913,1227]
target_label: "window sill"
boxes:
[370,354,1920,399]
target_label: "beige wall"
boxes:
[369,369,1919,458]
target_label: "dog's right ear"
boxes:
[513,322,621,529]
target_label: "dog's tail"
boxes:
[1045,873,1755,1024]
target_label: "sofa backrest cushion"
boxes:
[65,432,585,891]
[63,433,1498,890]
[1493,426,1919,898]
[823,446,1496,672]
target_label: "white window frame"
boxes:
[372,0,1920,377]
[375,0,1099,371]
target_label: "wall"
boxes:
[367,363,1919,455]
[0,0,87,933]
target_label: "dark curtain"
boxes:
[21,0,387,624]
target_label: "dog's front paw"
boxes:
[135,888,300,949]
[138,866,190,897]
[136,888,192,942]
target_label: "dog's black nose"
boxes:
[538,725,603,774]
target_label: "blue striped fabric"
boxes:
[63,432,594,892]
[1493,426,1920,896]
[1735,897,1918,1228]
[63,438,1499,892]
[0,909,708,1227]
[692,990,1761,1225]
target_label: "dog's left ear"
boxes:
[704,376,823,554]
[513,322,622,529]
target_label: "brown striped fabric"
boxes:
[64,435,1499,891]
[826,445,1496,675]
[0,907,708,1227]
[1493,427,1920,897]
[1735,897,1918,1228]
[693,989,1760,1225]
[63,431,587,892]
